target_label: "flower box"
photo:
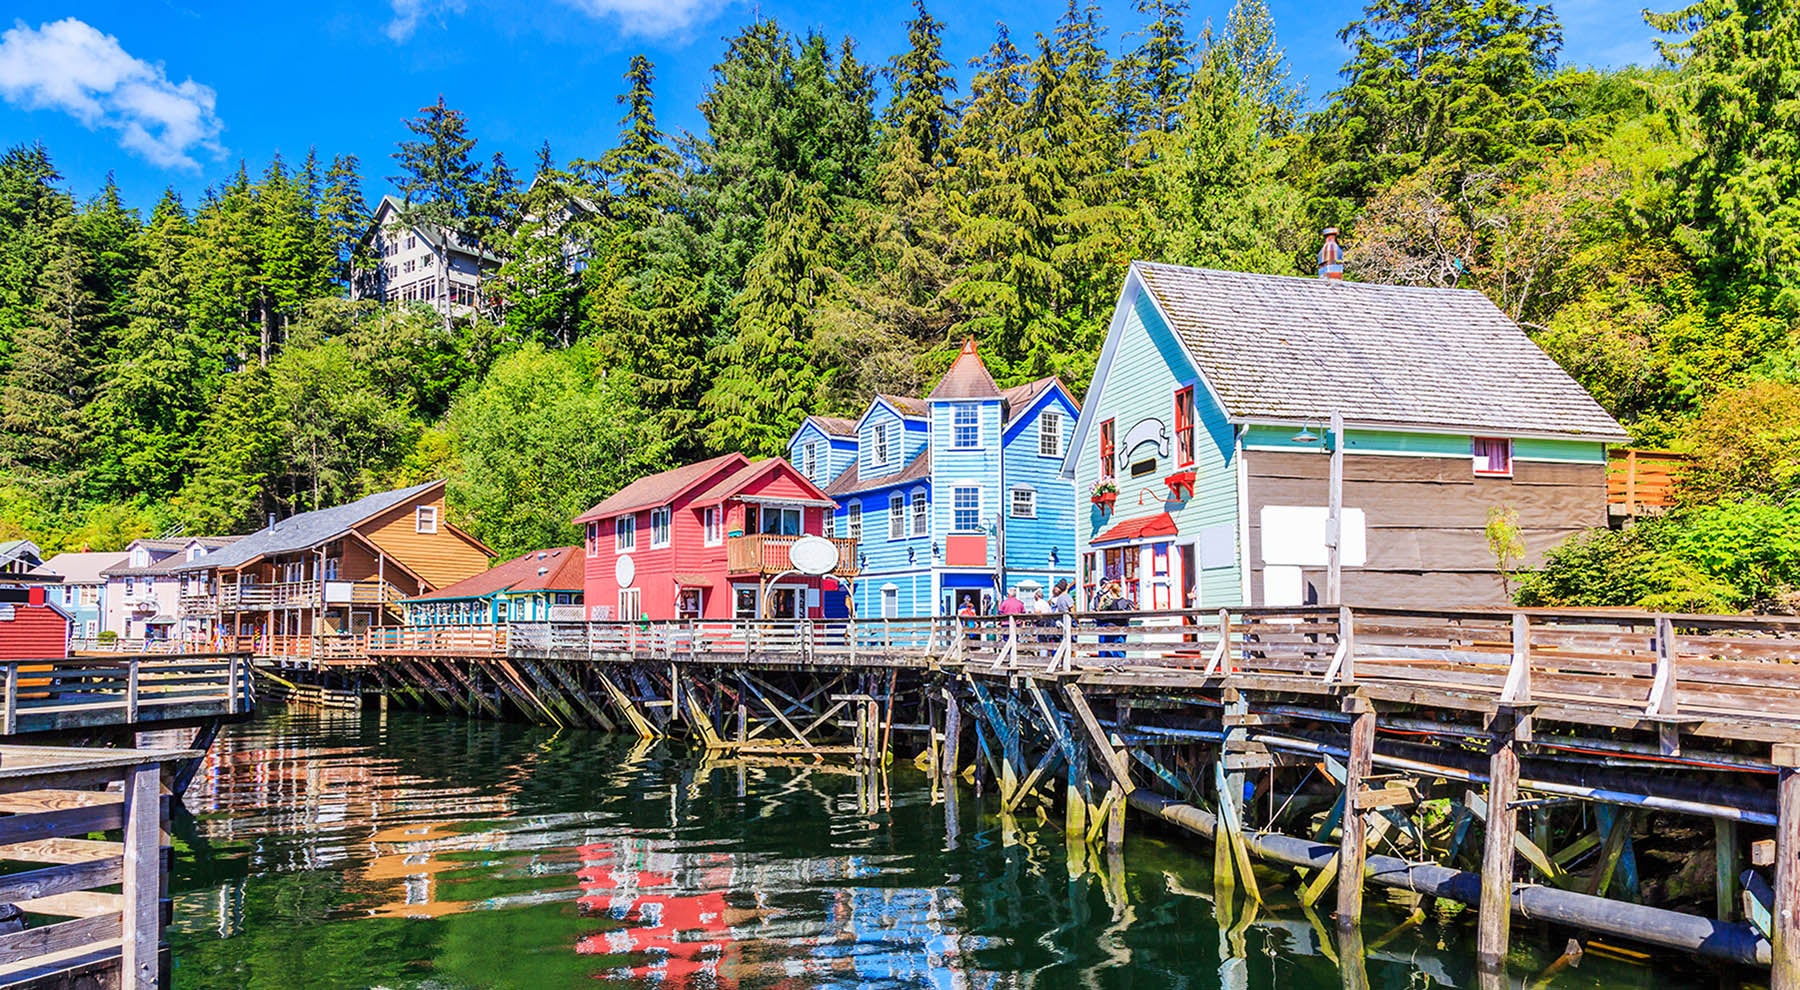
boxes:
[1091,491,1117,508]
[1165,469,1196,500]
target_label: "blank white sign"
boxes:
[1199,523,1236,569]
[1260,506,1367,567]
[1263,565,1304,606]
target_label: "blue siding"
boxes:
[787,421,861,489]
[998,388,1080,601]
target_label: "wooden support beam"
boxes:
[941,689,961,796]
[596,669,659,739]
[1773,742,1800,990]
[121,762,159,990]
[1716,818,1740,922]
[1336,697,1375,931]
[1477,707,1523,972]
[1062,685,1132,794]
[541,661,616,731]
[1214,757,1262,904]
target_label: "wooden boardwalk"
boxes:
[5,654,252,738]
[281,605,1800,981]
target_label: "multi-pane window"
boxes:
[1039,411,1061,457]
[848,502,863,540]
[618,588,641,621]
[650,507,671,547]
[953,404,980,448]
[1473,437,1512,476]
[702,507,722,545]
[889,493,905,539]
[874,423,893,466]
[953,487,981,531]
[416,506,438,534]
[823,511,835,539]
[586,522,598,557]
[615,516,636,551]
[802,441,817,478]
[1011,488,1037,518]
[756,506,802,535]
[1099,420,1116,480]
[910,491,928,536]
[1174,387,1195,467]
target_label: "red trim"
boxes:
[1092,512,1179,545]
[1173,386,1195,468]
[1099,419,1116,481]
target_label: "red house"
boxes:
[574,454,858,621]
[0,586,71,659]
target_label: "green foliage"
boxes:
[1484,504,1527,595]
[436,342,672,557]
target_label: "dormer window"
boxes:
[416,505,438,534]
[874,423,893,467]
[130,548,149,569]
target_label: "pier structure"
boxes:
[269,605,1800,979]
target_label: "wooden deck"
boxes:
[0,745,189,990]
[0,654,252,737]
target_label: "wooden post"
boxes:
[227,652,240,715]
[3,663,16,736]
[1336,696,1374,931]
[1715,818,1740,922]
[126,660,141,724]
[1067,732,1089,837]
[1326,409,1344,604]
[121,762,162,990]
[1477,707,1523,972]
[941,688,961,795]
[1773,743,1800,990]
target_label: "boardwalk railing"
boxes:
[0,745,187,989]
[0,655,251,734]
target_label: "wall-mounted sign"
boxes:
[787,535,840,576]
[614,554,635,588]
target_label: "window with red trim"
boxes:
[1099,419,1116,480]
[1174,387,1195,467]
[1473,437,1512,476]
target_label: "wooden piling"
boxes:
[1715,818,1740,922]
[1774,743,1800,990]
[1477,707,1524,972]
[941,689,961,795]
[1336,696,1374,932]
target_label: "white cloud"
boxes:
[0,18,222,170]
[386,0,467,43]
[557,0,733,37]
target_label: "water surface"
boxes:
[166,710,1716,989]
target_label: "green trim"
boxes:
[1242,425,1606,462]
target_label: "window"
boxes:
[586,522,598,557]
[823,511,836,539]
[130,548,149,569]
[402,259,415,274]
[882,585,899,619]
[953,487,981,531]
[1011,488,1037,518]
[848,502,863,540]
[416,505,438,534]
[1099,419,1116,481]
[889,493,905,539]
[1174,387,1195,467]
[874,423,893,467]
[756,506,801,536]
[405,234,417,250]
[650,506,671,547]
[802,441,817,479]
[618,588,641,620]
[1473,437,1512,476]
[702,507,722,546]
[615,516,636,551]
[1039,411,1062,457]
[910,491,928,536]
[953,404,980,448]
[422,254,433,267]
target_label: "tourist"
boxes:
[1050,579,1075,614]
[997,588,1025,615]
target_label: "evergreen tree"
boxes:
[0,143,70,374]
[318,154,369,289]
[1125,0,1195,135]
[595,55,682,216]
[73,175,143,361]
[1649,0,1800,284]
[0,215,100,477]
[1223,0,1301,135]
[885,2,957,168]
[254,155,331,357]
[392,97,486,326]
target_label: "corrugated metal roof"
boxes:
[574,454,748,522]
[174,481,446,572]
[406,546,584,602]
[1130,261,1629,441]
[927,339,1002,401]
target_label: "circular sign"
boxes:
[614,554,635,588]
[787,535,840,576]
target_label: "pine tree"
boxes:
[0,143,70,375]
[318,154,368,289]
[0,215,100,476]
[1125,0,1195,135]
[595,55,682,217]
[392,97,486,327]
[885,1,957,168]
[74,175,143,361]
[703,176,834,456]
[1223,0,1301,135]
[254,155,330,357]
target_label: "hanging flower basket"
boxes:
[1091,492,1117,509]
[1090,479,1119,509]
[1165,469,1197,500]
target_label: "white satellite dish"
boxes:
[614,554,636,588]
[787,535,840,576]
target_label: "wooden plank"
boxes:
[0,857,121,905]
[0,913,120,966]
[1477,712,1520,970]
[16,891,123,919]
[0,805,123,846]
[0,839,123,865]
[1774,746,1800,990]
[0,791,120,815]
[121,763,159,990]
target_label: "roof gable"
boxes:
[692,458,835,506]
[406,546,584,602]
[175,481,447,571]
[1130,261,1628,441]
[574,454,749,523]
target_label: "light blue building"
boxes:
[789,341,1080,618]
[32,551,126,643]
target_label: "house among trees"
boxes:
[789,341,1080,618]
[99,537,238,647]
[1066,255,1630,610]
[575,454,855,621]
[351,195,501,315]
[172,480,494,658]
[32,551,126,644]
[402,546,584,626]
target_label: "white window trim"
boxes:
[649,506,672,548]
[910,489,929,537]
[415,505,438,534]
[1473,437,1514,477]
[1039,410,1062,458]
[874,423,894,467]
[888,493,905,541]
[952,486,982,533]
[618,588,641,621]
[952,404,982,449]
[702,506,723,547]
[848,502,863,541]
[615,516,636,551]
[1010,487,1038,519]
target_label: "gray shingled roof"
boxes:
[1131,262,1629,441]
[825,450,932,498]
[174,481,445,572]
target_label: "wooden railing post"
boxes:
[1006,617,1018,669]
[1649,615,1679,716]
[1324,605,1355,683]
[1202,608,1230,677]
[120,761,162,990]
[1501,612,1532,704]
[3,663,17,735]
[1059,613,1074,672]
[126,660,141,723]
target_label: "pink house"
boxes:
[574,455,858,621]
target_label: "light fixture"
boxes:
[1292,420,1322,444]
[1049,547,1059,567]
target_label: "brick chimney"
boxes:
[1317,228,1344,280]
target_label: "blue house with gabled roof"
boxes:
[789,340,1080,618]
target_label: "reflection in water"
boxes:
[162,710,1714,990]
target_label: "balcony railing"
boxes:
[725,535,859,577]
[179,591,218,616]
[219,580,403,611]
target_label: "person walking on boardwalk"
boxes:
[1050,579,1075,614]
[997,588,1025,616]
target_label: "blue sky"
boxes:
[0,0,1666,212]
